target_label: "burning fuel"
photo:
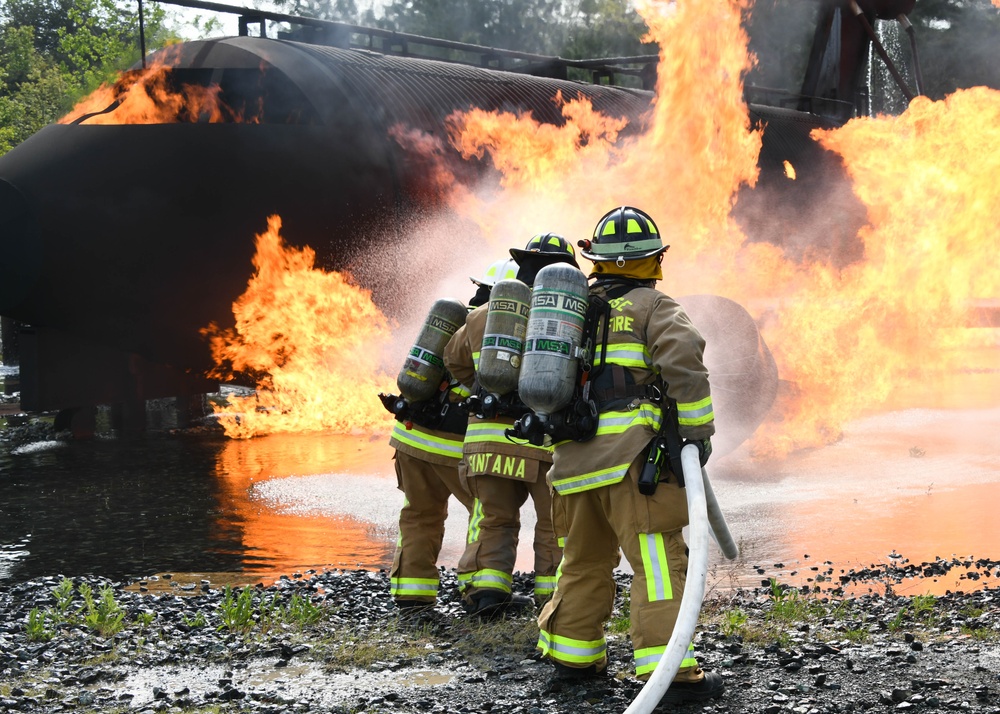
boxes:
[425,0,1000,456]
[201,216,396,439]
[43,0,998,454]
[59,52,246,125]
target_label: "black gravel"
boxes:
[1,560,998,713]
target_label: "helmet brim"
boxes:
[581,245,668,262]
[509,248,580,269]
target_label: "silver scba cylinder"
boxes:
[477,278,531,396]
[397,298,468,402]
[517,263,589,418]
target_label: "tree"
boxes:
[0,0,175,156]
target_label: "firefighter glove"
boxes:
[685,437,712,467]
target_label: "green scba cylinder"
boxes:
[397,298,468,402]
[477,279,531,396]
[517,264,589,417]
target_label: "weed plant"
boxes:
[216,586,328,636]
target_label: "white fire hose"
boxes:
[623,443,738,714]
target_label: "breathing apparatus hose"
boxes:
[623,443,737,714]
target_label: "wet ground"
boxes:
[1,346,998,595]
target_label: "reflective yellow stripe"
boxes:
[594,342,652,369]
[534,575,557,597]
[677,396,714,426]
[390,577,439,598]
[551,462,629,494]
[458,569,512,593]
[537,629,607,665]
[391,422,464,459]
[634,644,696,677]
[465,422,553,452]
[638,533,673,602]
[593,404,662,436]
[467,498,484,543]
[464,422,510,443]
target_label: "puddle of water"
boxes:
[1,356,997,594]
[103,658,459,708]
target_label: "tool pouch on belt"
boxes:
[633,393,685,496]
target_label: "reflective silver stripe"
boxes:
[551,464,629,494]
[391,422,464,458]
[599,344,651,368]
[639,533,671,602]
[677,399,714,425]
[464,424,511,442]
[537,629,607,664]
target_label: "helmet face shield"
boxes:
[581,206,668,262]
[471,258,519,288]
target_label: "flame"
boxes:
[783,160,796,180]
[59,51,246,125]
[755,87,1000,454]
[201,215,396,439]
[422,0,1000,456]
[438,0,761,289]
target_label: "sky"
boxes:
[158,0,386,40]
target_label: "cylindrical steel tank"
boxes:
[0,36,651,411]
[397,298,468,403]
[477,279,531,396]
[517,263,590,418]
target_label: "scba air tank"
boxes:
[517,263,589,418]
[477,279,531,396]
[397,298,468,403]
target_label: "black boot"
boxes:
[660,670,725,704]
[465,592,533,620]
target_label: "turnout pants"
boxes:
[537,454,701,680]
[390,450,474,603]
[458,460,561,603]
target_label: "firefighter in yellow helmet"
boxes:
[383,257,515,617]
[535,207,724,705]
[443,233,577,618]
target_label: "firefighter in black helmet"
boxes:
[535,208,724,705]
[384,256,513,617]
[443,233,577,618]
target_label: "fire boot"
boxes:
[659,670,725,705]
[551,661,606,681]
[465,591,534,620]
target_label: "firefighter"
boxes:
[443,234,577,618]
[535,207,724,705]
[385,258,516,615]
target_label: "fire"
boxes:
[440,0,761,286]
[59,53,243,125]
[758,87,1000,454]
[428,0,1000,456]
[201,215,396,439]
[783,160,796,180]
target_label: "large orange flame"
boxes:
[59,51,245,125]
[201,215,396,439]
[429,0,999,456]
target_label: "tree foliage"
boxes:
[0,0,175,155]
[1,0,997,158]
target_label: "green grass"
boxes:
[25,608,52,642]
[607,589,631,635]
[79,582,126,638]
[317,619,435,671]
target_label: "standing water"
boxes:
[2,347,999,595]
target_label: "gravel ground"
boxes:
[1,560,998,714]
